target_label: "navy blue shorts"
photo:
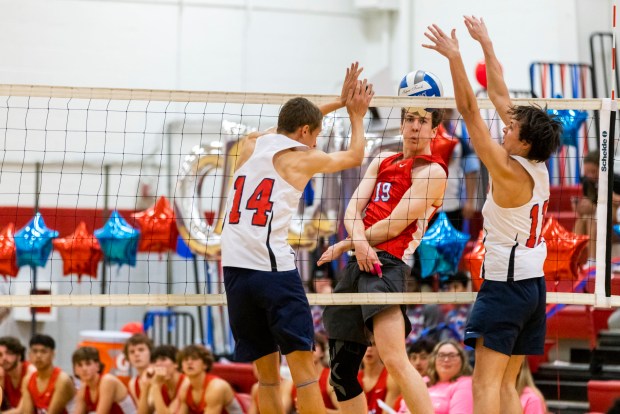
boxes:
[224,266,314,362]
[464,277,546,356]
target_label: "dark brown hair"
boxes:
[72,346,103,374]
[123,333,153,359]
[277,97,323,135]
[178,345,214,372]
[508,105,561,162]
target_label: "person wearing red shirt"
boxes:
[124,333,154,414]
[320,94,448,414]
[72,347,136,414]
[0,336,36,412]
[176,345,244,414]
[22,334,75,414]
[149,345,188,413]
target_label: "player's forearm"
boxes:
[150,388,172,414]
[345,115,366,166]
[343,204,367,244]
[480,40,510,106]
[364,218,406,246]
[448,53,479,117]
[137,388,152,414]
[319,100,343,116]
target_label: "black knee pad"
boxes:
[328,339,366,402]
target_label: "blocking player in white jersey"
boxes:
[220,62,374,414]
[424,17,561,414]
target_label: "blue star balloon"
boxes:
[15,213,59,269]
[417,212,471,279]
[548,108,588,147]
[94,211,140,267]
[614,224,620,238]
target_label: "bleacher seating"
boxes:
[587,380,620,413]
[547,185,581,231]
[211,362,257,394]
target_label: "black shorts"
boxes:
[464,277,546,356]
[224,266,314,362]
[323,251,412,345]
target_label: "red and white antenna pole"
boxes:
[596,2,618,304]
[612,2,617,99]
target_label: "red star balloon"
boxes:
[53,221,103,281]
[462,230,485,292]
[542,216,589,281]
[0,223,18,279]
[432,124,459,166]
[132,196,178,254]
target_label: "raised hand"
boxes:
[463,15,490,44]
[346,79,374,119]
[340,62,364,107]
[422,24,460,59]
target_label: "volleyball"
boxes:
[398,70,443,98]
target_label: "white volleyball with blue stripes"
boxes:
[398,70,443,98]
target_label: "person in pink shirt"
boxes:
[398,340,472,414]
[516,361,547,414]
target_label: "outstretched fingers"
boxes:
[422,24,459,57]
[341,62,363,104]
[463,15,489,42]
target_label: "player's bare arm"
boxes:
[236,62,363,173]
[71,386,87,414]
[318,153,395,272]
[48,373,75,414]
[278,79,373,191]
[95,375,120,414]
[365,162,447,242]
[463,15,512,124]
[422,24,531,202]
[318,61,364,115]
[203,378,229,414]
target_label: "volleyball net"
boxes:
[0,84,617,310]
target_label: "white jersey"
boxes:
[221,134,307,271]
[481,156,550,282]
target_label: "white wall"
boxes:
[0,0,611,94]
[0,0,615,372]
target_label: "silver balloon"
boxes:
[174,121,254,258]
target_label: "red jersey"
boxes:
[4,361,30,408]
[161,374,185,406]
[27,367,67,414]
[185,374,243,414]
[318,367,336,410]
[128,376,140,401]
[362,153,447,261]
[358,367,388,414]
[84,377,126,414]
[292,367,334,410]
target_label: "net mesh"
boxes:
[0,85,617,309]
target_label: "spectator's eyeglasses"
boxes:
[436,352,459,360]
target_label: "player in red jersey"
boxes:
[0,336,36,412]
[149,345,189,413]
[72,347,136,413]
[22,334,75,414]
[357,345,400,414]
[176,345,244,414]
[124,333,153,413]
[320,99,447,414]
